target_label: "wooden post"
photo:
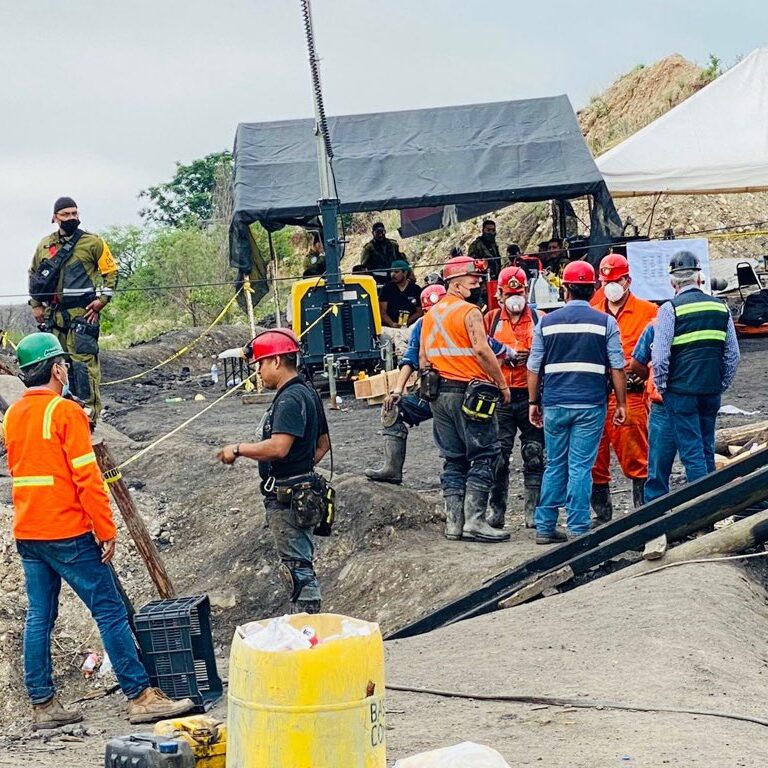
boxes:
[243,276,264,394]
[93,439,176,599]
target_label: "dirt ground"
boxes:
[1,326,768,766]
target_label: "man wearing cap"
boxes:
[27,198,119,426]
[484,266,545,529]
[4,333,195,729]
[217,329,331,613]
[652,251,740,485]
[420,255,511,542]
[589,254,658,521]
[468,220,502,279]
[368,285,516,485]
[360,222,403,285]
[527,261,627,543]
[380,259,423,328]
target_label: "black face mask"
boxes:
[60,219,80,237]
[467,286,484,305]
[482,232,496,243]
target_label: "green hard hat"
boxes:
[16,332,68,369]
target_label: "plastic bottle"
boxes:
[210,363,219,384]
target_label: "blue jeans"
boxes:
[264,498,320,603]
[398,394,432,427]
[536,405,606,536]
[644,402,678,503]
[16,534,149,703]
[663,392,720,483]
[431,390,499,497]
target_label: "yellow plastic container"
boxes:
[154,715,227,768]
[227,613,386,768]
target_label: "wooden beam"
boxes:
[93,439,175,599]
[643,534,668,561]
[715,420,768,454]
[498,566,574,609]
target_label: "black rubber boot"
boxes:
[365,425,407,484]
[632,478,646,508]
[590,483,614,527]
[444,494,465,541]
[463,489,511,542]
[523,477,541,529]
[487,469,509,529]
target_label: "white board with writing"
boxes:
[626,238,710,301]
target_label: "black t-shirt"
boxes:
[380,280,422,323]
[260,377,329,480]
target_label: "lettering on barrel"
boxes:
[369,697,386,748]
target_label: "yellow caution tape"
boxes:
[102,286,244,386]
[113,303,340,472]
[709,229,768,240]
[103,467,123,484]
[1,331,17,351]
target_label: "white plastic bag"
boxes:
[394,741,511,768]
[242,617,312,652]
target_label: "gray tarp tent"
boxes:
[230,96,621,300]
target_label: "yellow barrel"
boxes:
[227,613,386,768]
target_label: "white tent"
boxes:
[597,48,768,197]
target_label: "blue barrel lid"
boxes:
[158,741,179,754]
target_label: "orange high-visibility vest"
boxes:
[485,306,538,389]
[3,388,116,541]
[421,294,489,382]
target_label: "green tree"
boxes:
[100,225,147,279]
[139,151,233,227]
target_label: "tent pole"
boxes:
[267,231,282,328]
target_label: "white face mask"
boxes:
[603,281,626,303]
[504,295,526,314]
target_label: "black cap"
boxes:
[53,196,77,214]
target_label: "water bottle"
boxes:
[210,363,219,384]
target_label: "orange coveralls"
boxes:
[590,291,658,483]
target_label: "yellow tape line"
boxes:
[114,303,339,472]
[102,286,244,386]
[709,229,768,240]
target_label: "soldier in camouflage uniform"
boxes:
[360,222,402,285]
[468,219,502,279]
[28,198,118,425]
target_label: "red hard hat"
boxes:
[442,255,487,281]
[497,266,528,295]
[562,260,596,284]
[246,328,300,363]
[598,253,630,282]
[420,284,446,312]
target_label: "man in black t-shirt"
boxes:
[380,259,423,328]
[217,329,330,614]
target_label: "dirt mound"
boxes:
[385,563,768,765]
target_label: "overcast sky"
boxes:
[2,0,766,300]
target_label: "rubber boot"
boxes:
[463,488,511,542]
[365,426,407,484]
[487,467,509,529]
[444,494,465,541]
[590,483,614,527]
[523,477,541,529]
[632,478,646,509]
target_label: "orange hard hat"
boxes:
[562,260,595,284]
[442,255,487,281]
[497,265,528,294]
[598,253,630,282]
[246,328,300,363]
[420,284,446,311]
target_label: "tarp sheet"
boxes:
[597,48,768,197]
[230,96,621,297]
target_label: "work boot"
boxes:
[523,478,541,529]
[365,428,407,485]
[444,494,465,541]
[535,529,568,545]
[590,483,614,527]
[293,599,322,615]
[487,478,508,529]
[632,478,646,508]
[463,488,511,542]
[127,687,195,725]
[31,697,83,731]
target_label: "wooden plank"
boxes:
[498,566,574,609]
[715,420,768,453]
[368,372,389,398]
[366,394,386,406]
[353,377,372,399]
[642,534,668,561]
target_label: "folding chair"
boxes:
[736,261,763,302]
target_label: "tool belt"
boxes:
[419,365,442,401]
[626,379,646,394]
[270,472,336,536]
[461,379,501,422]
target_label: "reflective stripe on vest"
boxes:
[672,300,729,346]
[541,322,607,337]
[13,475,54,488]
[544,362,607,375]
[71,451,96,469]
[424,301,475,357]
[42,396,63,440]
[672,329,728,346]
[674,301,729,318]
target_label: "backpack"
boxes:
[29,230,83,304]
[739,289,768,327]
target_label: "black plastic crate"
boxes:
[134,595,222,711]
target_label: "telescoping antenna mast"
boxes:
[299,0,343,292]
